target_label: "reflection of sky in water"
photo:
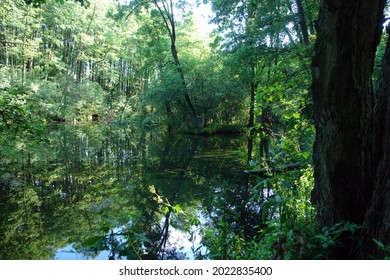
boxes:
[54,229,202,260]
[55,244,111,260]
[54,212,206,260]
[1,124,247,260]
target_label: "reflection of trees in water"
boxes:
[138,192,186,260]
[199,173,272,259]
[0,183,58,259]
[0,125,249,259]
[210,177,267,238]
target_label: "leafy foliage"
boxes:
[5,0,377,260]
[0,86,45,148]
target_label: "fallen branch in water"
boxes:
[245,163,304,177]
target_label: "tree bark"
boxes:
[311,0,386,258]
[247,78,257,163]
[248,80,256,128]
[295,0,309,44]
[359,27,390,259]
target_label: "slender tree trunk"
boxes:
[21,8,30,87]
[77,59,83,83]
[170,42,198,124]
[286,0,303,43]
[311,0,386,258]
[1,17,9,66]
[154,0,199,126]
[75,4,96,84]
[248,80,256,128]
[295,0,309,44]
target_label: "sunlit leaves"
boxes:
[24,0,90,7]
[0,87,45,143]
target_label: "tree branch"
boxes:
[245,163,304,177]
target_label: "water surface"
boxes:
[0,124,261,260]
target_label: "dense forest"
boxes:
[0,0,389,260]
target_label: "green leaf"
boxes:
[172,204,182,213]
[373,239,385,249]
[293,113,300,119]
[82,236,105,247]
[134,233,151,243]
[302,152,310,160]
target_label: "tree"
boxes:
[208,0,315,163]
[155,0,199,125]
[129,0,199,126]
[360,24,390,259]
[311,0,388,259]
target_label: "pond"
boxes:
[0,124,265,260]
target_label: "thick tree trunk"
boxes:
[359,27,390,259]
[311,0,386,258]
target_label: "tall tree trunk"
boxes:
[1,17,9,66]
[21,8,30,87]
[359,27,390,259]
[295,0,309,44]
[76,4,96,84]
[170,42,198,125]
[311,0,386,258]
[248,80,256,128]
[154,0,199,126]
[247,79,256,163]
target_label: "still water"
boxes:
[0,124,262,260]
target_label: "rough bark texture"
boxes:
[311,0,386,258]
[359,28,390,259]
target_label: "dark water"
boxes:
[0,124,262,260]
